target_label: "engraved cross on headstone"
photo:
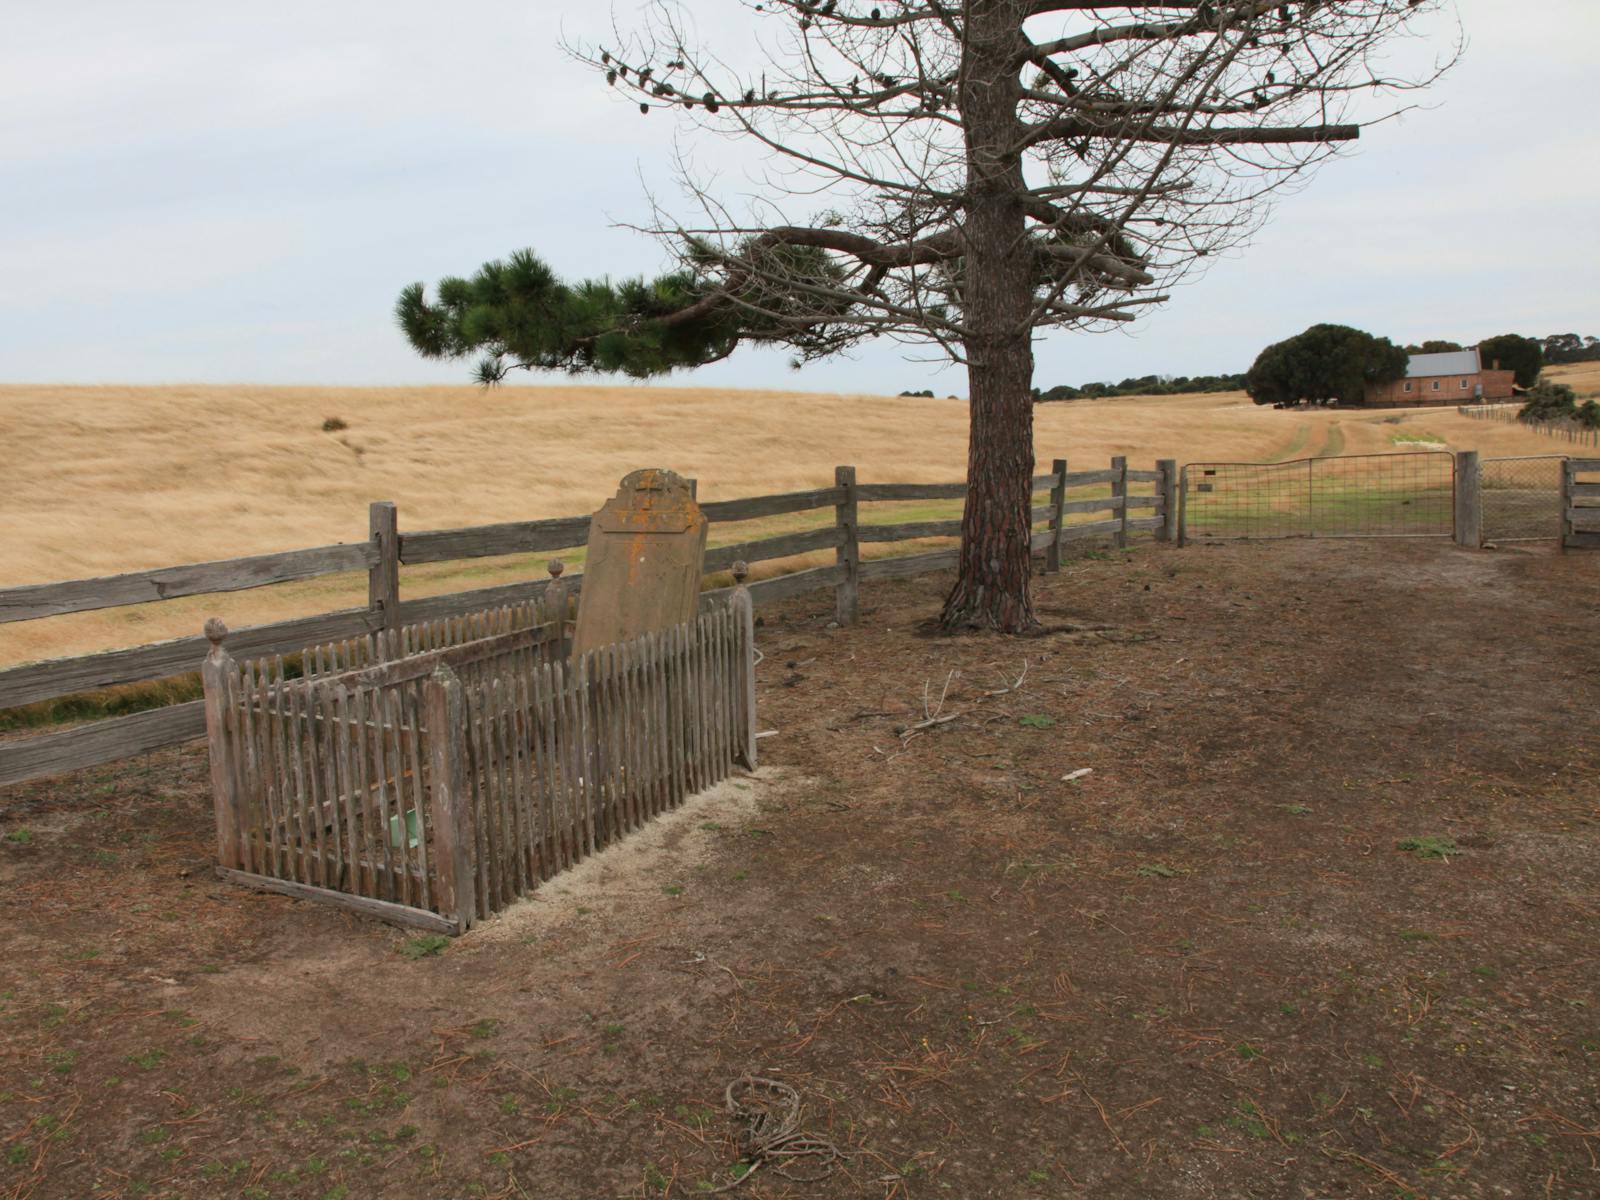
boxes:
[571,468,708,657]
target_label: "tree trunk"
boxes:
[939,0,1039,633]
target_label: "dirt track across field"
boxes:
[2,539,1597,1199]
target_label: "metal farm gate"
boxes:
[1178,452,1456,542]
[1480,455,1566,543]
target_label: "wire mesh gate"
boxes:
[1480,455,1566,542]
[1179,452,1456,542]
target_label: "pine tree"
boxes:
[399,0,1455,633]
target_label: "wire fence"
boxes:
[1481,455,1567,542]
[1459,404,1600,450]
[1180,452,1456,541]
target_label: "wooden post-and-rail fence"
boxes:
[0,458,1177,789]
[1565,458,1600,551]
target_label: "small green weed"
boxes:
[1018,714,1055,729]
[1279,804,1312,816]
[1396,836,1457,860]
[674,1103,716,1130]
[398,935,449,960]
[126,1050,165,1070]
[1228,1099,1269,1139]
[5,829,34,845]
[1136,863,1178,878]
[46,1051,76,1075]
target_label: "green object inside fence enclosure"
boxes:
[390,808,420,851]
[1180,452,1456,540]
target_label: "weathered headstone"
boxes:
[571,468,708,657]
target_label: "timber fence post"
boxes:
[425,664,476,931]
[201,618,244,870]
[368,501,400,638]
[833,465,861,624]
[1453,450,1481,548]
[1111,456,1129,550]
[1046,458,1068,572]
[1177,464,1190,548]
[1156,459,1178,543]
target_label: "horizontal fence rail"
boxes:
[1,458,1174,788]
[204,590,755,933]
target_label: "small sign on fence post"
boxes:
[572,469,708,658]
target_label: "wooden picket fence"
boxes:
[2,457,1174,788]
[201,586,756,933]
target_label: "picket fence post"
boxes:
[730,564,758,770]
[425,664,476,931]
[201,618,245,870]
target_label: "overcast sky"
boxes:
[1,1,1593,393]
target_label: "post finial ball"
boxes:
[731,560,749,584]
[547,559,565,578]
[204,617,228,646]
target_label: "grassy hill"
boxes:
[2,362,1593,667]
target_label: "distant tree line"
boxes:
[1539,333,1600,364]
[1025,330,1593,409]
[1398,333,1598,370]
[1032,373,1245,404]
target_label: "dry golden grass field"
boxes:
[2,360,1595,669]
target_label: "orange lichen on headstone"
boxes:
[571,469,708,657]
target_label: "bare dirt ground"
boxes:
[2,539,1597,1200]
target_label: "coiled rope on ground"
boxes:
[709,1075,845,1192]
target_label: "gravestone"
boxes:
[571,468,708,657]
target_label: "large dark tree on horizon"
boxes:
[1244,322,1407,406]
[399,0,1455,632]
